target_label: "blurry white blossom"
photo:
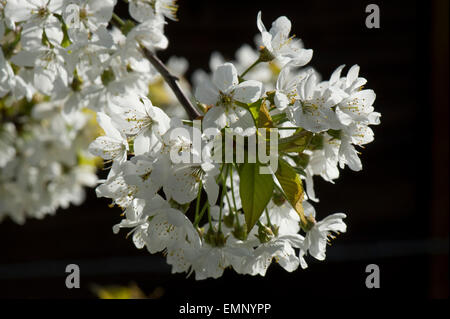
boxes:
[0,1,380,281]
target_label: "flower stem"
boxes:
[265,208,272,227]
[239,58,261,79]
[229,165,238,210]
[194,180,202,223]
[194,202,209,227]
[218,165,229,232]
[224,188,232,214]
[207,205,213,229]
[229,165,241,227]
[112,13,125,27]
[139,46,202,120]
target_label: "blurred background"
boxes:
[0,0,448,299]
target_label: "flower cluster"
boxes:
[1,1,380,279]
[0,0,184,222]
[0,96,98,224]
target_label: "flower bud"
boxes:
[71,72,83,92]
[204,227,216,245]
[259,46,275,62]
[256,223,274,243]
[232,223,248,241]
[101,68,115,86]
[224,211,235,228]
[215,230,227,247]
[204,227,227,247]
[272,191,286,206]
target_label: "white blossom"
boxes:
[195,62,261,130]
[302,211,347,264]
[0,3,381,281]
[257,11,313,67]
[288,70,344,133]
[88,112,129,163]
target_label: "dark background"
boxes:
[0,0,448,300]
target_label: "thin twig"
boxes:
[239,57,261,80]
[139,46,202,120]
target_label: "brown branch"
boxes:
[139,46,202,120]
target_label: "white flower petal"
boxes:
[203,106,228,130]
[97,112,123,141]
[346,64,360,87]
[4,0,35,22]
[233,80,262,104]
[204,175,219,205]
[329,64,346,85]
[288,48,313,67]
[274,91,289,110]
[256,11,266,33]
[195,80,219,105]
[212,63,238,94]
[270,16,291,39]
[88,136,125,161]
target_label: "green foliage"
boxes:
[257,100,273,128]
[278,130,313,153]
[238,162,274,232]
[274,158,307,225]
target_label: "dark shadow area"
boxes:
[0,0,448,299]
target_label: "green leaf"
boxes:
[293,166,307,178]
[258,101,273,128]
[247,99,274,128]
[53,13,72,48]
[248,99,262,123]
[278,130,313,153]
[61,25,72,48]
[274,158,306,224]
[239,162,274,232]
